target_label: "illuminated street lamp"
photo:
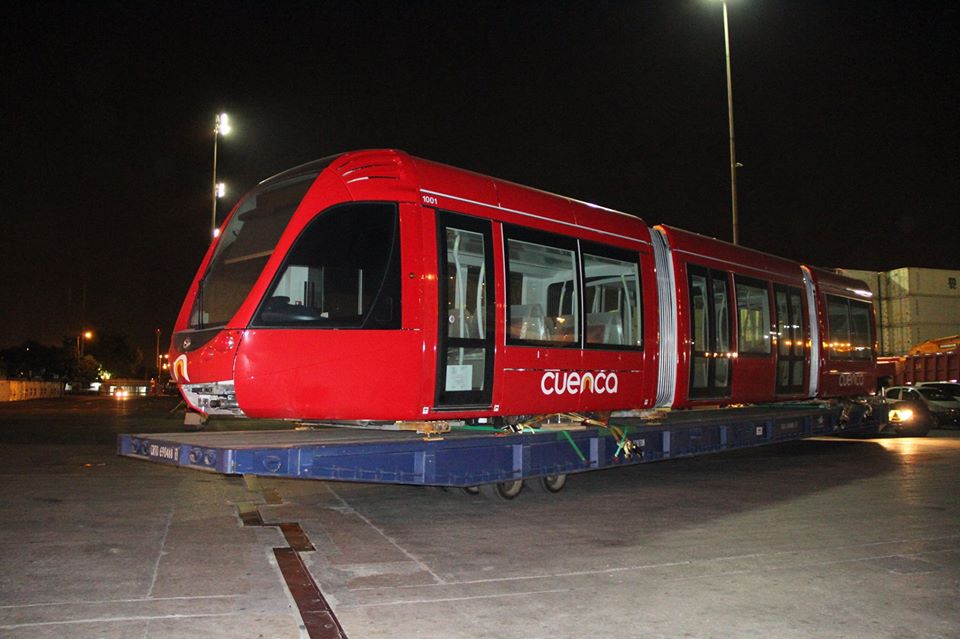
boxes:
[77,330,93,358]
[211,112,231,239]
[713,0,741,245]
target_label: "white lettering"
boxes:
[541,371,556,395]
[566,372,581,394]
[606,373,618,393]
[837,372,865,387]
[539,371,620,396]
[148,444,178,461]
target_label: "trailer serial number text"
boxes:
[148,444,178,461]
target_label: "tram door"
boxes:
[688,265,732,398]
[774,285,807,394]
[435,213,496,408]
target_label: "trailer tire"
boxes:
[479,480,524,500]
[530,474,567,493]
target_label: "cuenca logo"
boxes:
[540,370,619,396]
[837,372,865,387]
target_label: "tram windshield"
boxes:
[189,171,320,329]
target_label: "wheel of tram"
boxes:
[479,479,525,500]
[533,474,567,493]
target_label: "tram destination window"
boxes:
[505,230,579,346]
[735,276,771,354]
[825,294,873,360]
[255,202,401,329]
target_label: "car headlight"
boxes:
[889,408,913,423]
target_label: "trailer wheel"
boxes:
[479,479,524,500]
[533,474,567,493]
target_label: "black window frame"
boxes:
[503,224,581,349]
[824,294,874,361]
[251,201,402,330]
[733,274,772,356]
[773,283,808,394]
[503,224,643,352]
[435,211,496,408]
[687,264,733,399]
[580,241,644,351]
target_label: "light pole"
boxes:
[211,112,231,239]
[718,0,740,245]
[77,330,93,358]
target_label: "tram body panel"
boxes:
[658,226,819,408]
[806,267,877,398]
[233,329,424,420]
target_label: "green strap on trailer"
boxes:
[452,425,502,433]
[558,430,587,463]
[611,425,632,458]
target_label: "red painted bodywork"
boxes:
[658,225,811,407]
[169,149,876,420]
[806,267,878,396]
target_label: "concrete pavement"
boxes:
[0,396,957,638]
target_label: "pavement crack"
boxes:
[146,503,175,599]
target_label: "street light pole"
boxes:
[211,112,231,239]
[720,0,740,245]
[77,330,92,358]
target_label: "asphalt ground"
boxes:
[0,396,957,638]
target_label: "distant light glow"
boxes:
[213,228,221,238]
[216,182,226,198]
[216,112,231,135]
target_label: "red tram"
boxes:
[170,149,876,423]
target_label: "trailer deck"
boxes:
[118,402,882,488]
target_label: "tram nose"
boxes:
[170,330,245,416]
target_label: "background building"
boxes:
[840,267,960,356]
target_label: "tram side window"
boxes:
[506,236,579,345]
[735,277,771,354]
[825,295,873,360]
[255,202,401,329]
[582,252,642,348]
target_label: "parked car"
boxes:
[883,386,960,427]
[916,381,960,402]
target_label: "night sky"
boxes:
[1,1,957,358]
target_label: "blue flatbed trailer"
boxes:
[117,402,882,488]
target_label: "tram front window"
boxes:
[190,171,320,329]
[255,202,401,329]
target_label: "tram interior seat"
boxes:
[587,311,624,345]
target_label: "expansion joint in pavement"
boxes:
[238,476,345,639]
